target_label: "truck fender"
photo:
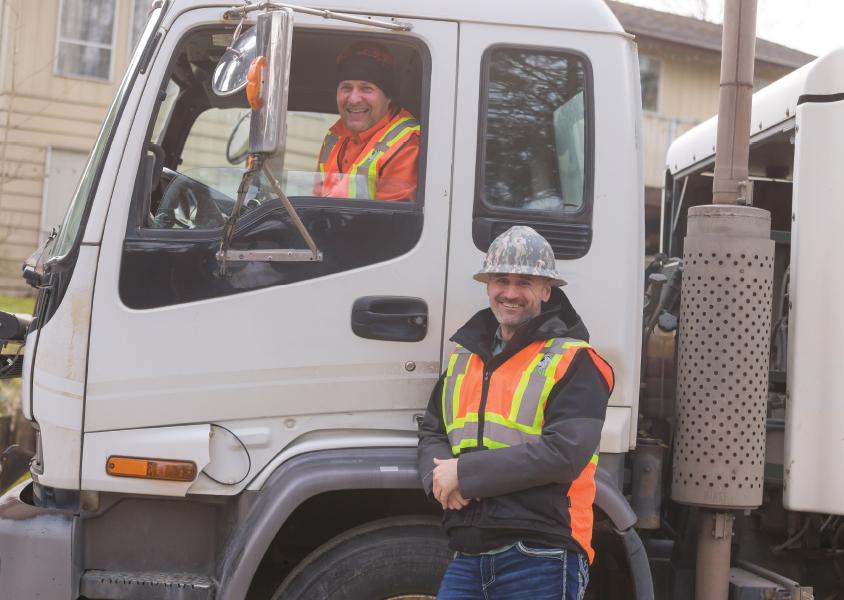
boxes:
[218,447,420,600]
[218,448,653,600]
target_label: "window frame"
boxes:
[127,24,432,239]
[473,43,596,225]
[54,0,119,82]
[639,54,662,114]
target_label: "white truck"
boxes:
[0,0,839,598]
[0,1,646,598]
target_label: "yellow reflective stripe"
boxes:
[350,117,412,174]
[449,413,480,428]
[549,338,590,353]
[534,352,565,429]
[347,170,361,198]
[441,353,460,427]
[443,351,472,430]
[349,116,418,199]
[452,411,539,436]
[445,352,461,376]
[451,436,509,454]
[590,453,599,466]
[508,351,546,422]
[452,438,478,453]
[481,437,509,450]
[364,121,418,198]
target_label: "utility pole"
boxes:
[671,1,775,599]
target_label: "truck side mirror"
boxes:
[214,8,321,275]
[246,8,293,160]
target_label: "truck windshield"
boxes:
[49,8,162,261]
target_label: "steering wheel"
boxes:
[153,170,227,229]
[226,112,251,165]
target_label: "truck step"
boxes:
[80,570,217,600]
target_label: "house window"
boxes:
[55,0,117,81]
[129,0,150,54]
[639,55,661,112]
[41,148,88,243]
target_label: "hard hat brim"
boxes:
[473,271,567,287]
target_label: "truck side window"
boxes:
[121,26,430,308]
[139,29,425,232]
[480,47,589,213]
[473,45,593,258]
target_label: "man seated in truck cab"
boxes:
[313,42,420,201]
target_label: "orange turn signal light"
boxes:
[106,456,197,482]
[246,55,267,111]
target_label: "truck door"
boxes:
[445,23,644,454]
[82,6,457,495]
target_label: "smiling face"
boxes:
[486,274,552,340]
[336,80,391,134]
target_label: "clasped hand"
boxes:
[432,457,471,511]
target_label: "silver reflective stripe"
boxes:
[513,352,556,426]
[448,420,479,450]
[448,420,540,450]
[318,134,339,167]
[442,348,472,429]
[547,337,575,353]
[349,173,370,199]
[512,338,589,427]
[485,421,539,446]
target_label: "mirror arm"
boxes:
[216,155,323,277]
[217,155,262,276]
[260,163,322,261]
[224,2,413,31]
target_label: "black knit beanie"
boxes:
[336,42,396,99]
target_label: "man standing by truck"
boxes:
[313,41,420,201]
[417,226,613,599]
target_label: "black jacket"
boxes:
[417,288,612,554]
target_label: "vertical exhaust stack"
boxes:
[670,2,775,599]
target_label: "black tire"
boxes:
[271,516,450,600]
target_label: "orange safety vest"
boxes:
[316,109,420,200]
[441,337,614,563]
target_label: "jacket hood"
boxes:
[450,287,589,363]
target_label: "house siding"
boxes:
[0,0,128,294]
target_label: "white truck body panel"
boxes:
[25,245,98,489]
[668,47,844,179]
[81,424,211,496]
[784,98,844,514]
[164,0,627,34]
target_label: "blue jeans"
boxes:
[436,542,589,600]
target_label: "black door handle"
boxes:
[351,296,428,342]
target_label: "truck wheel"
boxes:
[270,516,450,600]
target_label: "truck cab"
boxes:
[0,1,645,598]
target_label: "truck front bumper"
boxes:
[0,481,77,599]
